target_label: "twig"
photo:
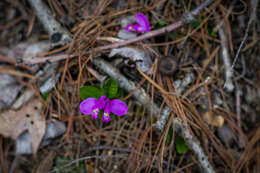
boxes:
[27,0,72,46]
[48,155,129,173]
[218,25,234,92]
[153,106,172,131]
[213,2,235,92]
[234,82,246,149]
[230,0,259,71]
[224,0,259,88]
[173,118,215,173]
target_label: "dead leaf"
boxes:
[0,98,46,154]
[15,119,66,155]
[203,111,224,127]
[109,47,152,73]
[0,73,22,110]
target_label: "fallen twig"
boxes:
[213,3,235,92]
[223,0,259,89]
[229,0,259,78]
[218,25,234,92]
[27,0,72,46]
[173,118,215,173]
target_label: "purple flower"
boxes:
[125,13,151,33]
[79,95,128,123]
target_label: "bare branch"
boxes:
[27,0,72,46]
[224,0,259,88]
[173,118,215,173]
[230,0,259,73]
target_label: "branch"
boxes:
[173,118,215,173]
[218,25,234,92]
[27,0,72,46]
[229,0,259,77]
[224,0,259,89]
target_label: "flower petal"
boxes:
[79,98,98,115]
[91,108,99,120]
[135,13,151,32]
[110,99,128,116]
[97,95,107,109]
[131,24,142,32]
[101,100,111,122]
[102,113,111,123]
[125,24,134,32]
[135,25,147,33]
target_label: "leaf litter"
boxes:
[0,98,45,155]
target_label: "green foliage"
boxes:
[175,136,189,154]
[117,88,124,98]
[79,78,123,103]
[166,126,174,145]
[154,21,168,29]
[55,156,85,173]
[191,20,200,28]
[103,78,118,98]
[79,86,103,100]
[41,92,49,101]
[208,29,216,37]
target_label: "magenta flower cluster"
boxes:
[79,96,128,123]
[125,13,151,33]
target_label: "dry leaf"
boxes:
[0,73,22,110]
[0,98,46,154]
[15,120,66,155]
[203,111,224,127]
[109,47,152,73]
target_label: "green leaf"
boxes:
[154,21,168,29]
[110,113,116,119]
[190,4,196,10]
[208,29,216,37]
[79,86,103,100]
[176,136,189,154]
[103,78,118,98]
[118,88,124,98]
[41,92,49,101]
[191,21,200,28]
[166,126,174,145]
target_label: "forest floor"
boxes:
[0,0,259,173]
